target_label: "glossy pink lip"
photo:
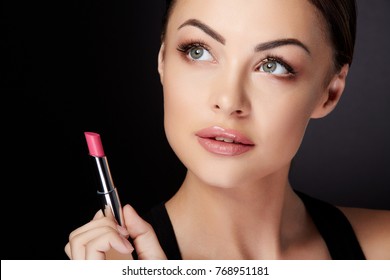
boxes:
[195,126,255,156]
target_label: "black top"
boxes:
[142,190,366,260]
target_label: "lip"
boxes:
[195,126,255,156]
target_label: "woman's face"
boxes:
[158,0,347,188]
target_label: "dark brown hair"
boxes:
[161,0,357,70]
[308,0,357,70]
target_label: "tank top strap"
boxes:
[295,190,366,259]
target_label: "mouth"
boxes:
[208,136,251,145]
[195,126,255,156]
[214,136,240,144]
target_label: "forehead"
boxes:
[167,0,328,47]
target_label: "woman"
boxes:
[65,0,390,260]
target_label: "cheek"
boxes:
[271,109,309,154]
[261,113,306,167]
[255,87,320,163]
[162,65,202,151]
[163,67,200,121]
[162,58,214,127]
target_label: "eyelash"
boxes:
[176,40,296,76]
[177,40,212,59]
[258,55,296,76]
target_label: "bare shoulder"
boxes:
[337,205,390,260]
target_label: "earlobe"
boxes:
[311,64,349,119]
[157,43,165,84]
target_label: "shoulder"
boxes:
[338,206,390,260]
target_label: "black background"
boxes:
[2,0,389,259]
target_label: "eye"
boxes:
[189,46,213,61]
[257,58,294,76]
[177,42,214,62]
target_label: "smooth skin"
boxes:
[65,0,390,260]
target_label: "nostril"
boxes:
[213,104,245,115]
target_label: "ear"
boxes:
[157,43,165,84]
[311,64,349,119]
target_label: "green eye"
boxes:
[262,61,278,73]
[177,41,214,62]
[190,47,204,60]
[258,58,293,75]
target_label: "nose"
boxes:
[210,68,251,118]
[212,103,246,116]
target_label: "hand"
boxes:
[64,204,167,260]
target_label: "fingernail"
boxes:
[116,224,129,237]
[92,209,104,220]
[121,236,134,251]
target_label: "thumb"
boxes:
[123,204,167,260]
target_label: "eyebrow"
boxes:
[254,38,310,55]
[178,19,310,55]
[178,19,226,44]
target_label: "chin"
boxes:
[197,168,253,190]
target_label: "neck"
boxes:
[166,168,307,259]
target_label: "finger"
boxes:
[65,210,107,259]
[85,231,134,260]
[64,242,72,259]
[102,204,116,221]
[69,225,128,260]
[93,209,105,220]
[68,215,118,242]
[123,204,167,260]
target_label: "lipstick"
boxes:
[195,126,255,156]
[84,131,124,226]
